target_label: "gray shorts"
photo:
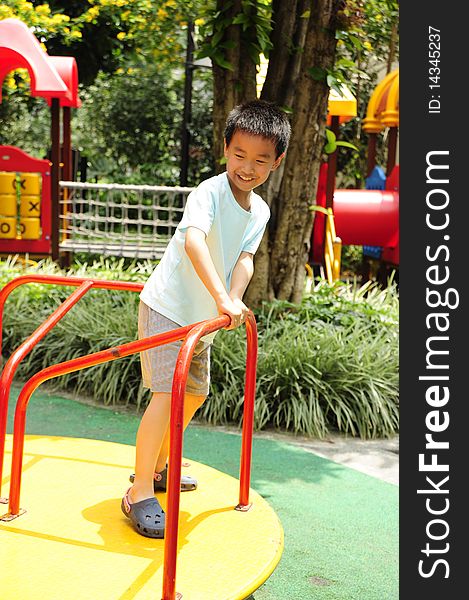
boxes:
[138,301,210,396]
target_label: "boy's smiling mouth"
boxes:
[237,174,255,182]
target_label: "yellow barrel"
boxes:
[0,216,17,239]
[0,172,17,195]
[19,172,41,196]
[19,217,41,239]
[0,194,18,217]
[20,194,41,217]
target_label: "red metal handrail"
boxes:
[6,319,204,516]
[162,311,257,599]
[0,274,144,354]
[238,312,258,508]
[0,275,143,499]
[1,274,258,600]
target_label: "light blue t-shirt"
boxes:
[140,172,270,340]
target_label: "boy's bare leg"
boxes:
[129,393,205,503]
[155,393,206,473]
[129,392,171,503]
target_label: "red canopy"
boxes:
[0,18,80,107]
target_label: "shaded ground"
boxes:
[6,385,398,600]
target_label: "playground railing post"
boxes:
[0,280,94,498]
[162,316,229,600]
[0,275,144,500]
[238,311,258,509]
[162,311,257,600]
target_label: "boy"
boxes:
[122,99,291,537]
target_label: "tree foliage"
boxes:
[0,1,82,42]
[1,0,399,296]
[194,0,271,165]
[74,67,181,183]
[1,0,200,82]
[1,0,214,185]
[72,65,214,184]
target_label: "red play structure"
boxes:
[312,163,399,268]
[311,69,400,281]
[0,18,80,260]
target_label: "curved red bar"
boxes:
[0,274,143,356]
[7,319,204,516]
[162,312,258,600]
[1,275,259,600]
[0,280,94,497]
[0,274,144,499]
[238,312,258,507]
[163,316,229,600]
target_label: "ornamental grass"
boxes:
[1,256,398,438]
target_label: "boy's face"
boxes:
[224,130,284,200]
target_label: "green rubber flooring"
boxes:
[5,385,398,600]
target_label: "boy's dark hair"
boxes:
[224,100,291,159]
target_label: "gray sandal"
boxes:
[121,488,165,538]
[129,466,197,492]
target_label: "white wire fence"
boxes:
[59,181,194,259]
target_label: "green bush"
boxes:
[206,281,398,438]
[1,257,398,438]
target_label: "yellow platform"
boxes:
[0,435,283,600]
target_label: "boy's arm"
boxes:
[184,227,244,329]
[228,252,254,322]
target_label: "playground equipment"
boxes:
[311,69,399,282]
[334,176,399,248]
[310,203,342,284]
[0,275,282,599]
[311,163,399,267]
[58,181,194,259]
[361,69,400,272]
[0,18,80,260]
[0,147,52,253]
[362,69,399,178]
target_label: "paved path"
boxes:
[212,425,399,485]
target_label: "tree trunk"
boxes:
[261,0,310,109]
[212,0,258,171]
[387,18,398,74]
[245,0,341,306]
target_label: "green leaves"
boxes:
[0,257,398,439]
[307,66,351,96]
[324,128,337,154]
[196,0,273,70]
[212,52,235,70]
[308,67,327,82]
[324,128,359,155]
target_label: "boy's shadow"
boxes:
[82,497,235,596]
